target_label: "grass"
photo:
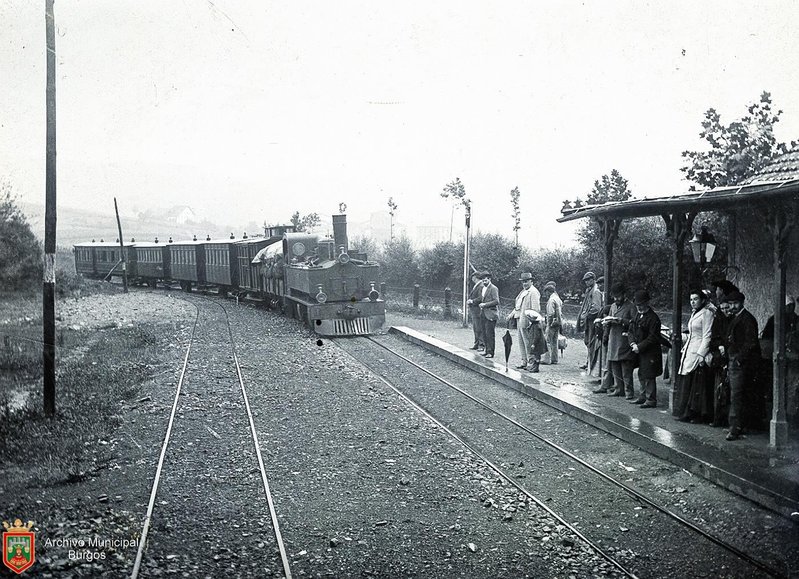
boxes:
[0,323,164,486]
[0,270,164,487]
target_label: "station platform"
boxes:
[387,323,799,520]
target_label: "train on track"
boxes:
[73,213,385,336]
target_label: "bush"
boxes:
[0,186,42,291]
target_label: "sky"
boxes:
[2,0,798,248]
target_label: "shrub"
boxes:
[0,186,42,291]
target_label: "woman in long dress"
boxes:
[675,290,715,423]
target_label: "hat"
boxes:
[596,276,605,285]
[723,290,745,303]
[543,281,557,292]
[481,271,492,280]
[711,279,739,294]
[582,271,595,281]
[519,272,533,281]
[610,281,626,296]
[633,289,651,305]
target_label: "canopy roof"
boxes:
[558,148,799,223]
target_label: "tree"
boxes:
[681,91,796,189]
[349,235,382,262]
[290,211,321,232]
[510,186,521,247]
[469,232,521,298]
[380,235,419,288]
[574,169,634,254]
[417,241,462,289]
[0,185,42,291]
[387,197,398,241]
[441,178,470,242]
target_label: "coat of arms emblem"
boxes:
[2,520,35,575]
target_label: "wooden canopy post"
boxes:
[768,206,794,449]
[663,211,696,414]
[599,217,622,294]
[596,217,622,381]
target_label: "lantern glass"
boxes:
[705,240,717,262]
[689,235,702,263]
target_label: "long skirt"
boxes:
[677,365,714,422]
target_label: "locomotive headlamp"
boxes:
[368,282,379,302]
[316,285,328,304]
[338,247,350,264]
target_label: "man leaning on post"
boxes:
[577,271,603,370]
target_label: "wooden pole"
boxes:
[114,197,128,293]
[769,207,792,448]
[43,0,57,416]
[663,211,695,415]
[462,206,471,327]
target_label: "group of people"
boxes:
[467,268,795,442]
[578,271,779,441]
[466,270,563,372]
[674,281,769,441]
[579,272,665,410]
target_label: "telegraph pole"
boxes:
[43,0,57,416]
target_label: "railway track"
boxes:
[131,295,292,579]
[337,335,791,579]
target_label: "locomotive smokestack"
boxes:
[332,214,348,253]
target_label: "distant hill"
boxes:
[19,202,260,248]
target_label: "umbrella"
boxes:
[502,330,513,373]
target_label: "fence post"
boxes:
[444,287,452,319]
[380,282,386,297]
[413,284,420,308]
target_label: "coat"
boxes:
[480,283,500,322]
[468,281,483,313]
[629,307,663,378]
[678,306,714,375]
[725,308,760,366]
[577,284,603,331]
[604,300,636,361]
[511,286,540,329]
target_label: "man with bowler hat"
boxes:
[629,289,663,408]
[604,282,636,399]
[723,290,760,440]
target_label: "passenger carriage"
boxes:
[132,239,171,287]
[235,236,277,297]
[204,237,240,295]
[73,240,135,280]
[168,237,206,291]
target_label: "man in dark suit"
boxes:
[478,272,500,358]
[629,290,663,408]
[723,290,761,440]
[467,271,485,351]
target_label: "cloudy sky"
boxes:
[2,0,798,247]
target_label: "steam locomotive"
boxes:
[73,214,385,336]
